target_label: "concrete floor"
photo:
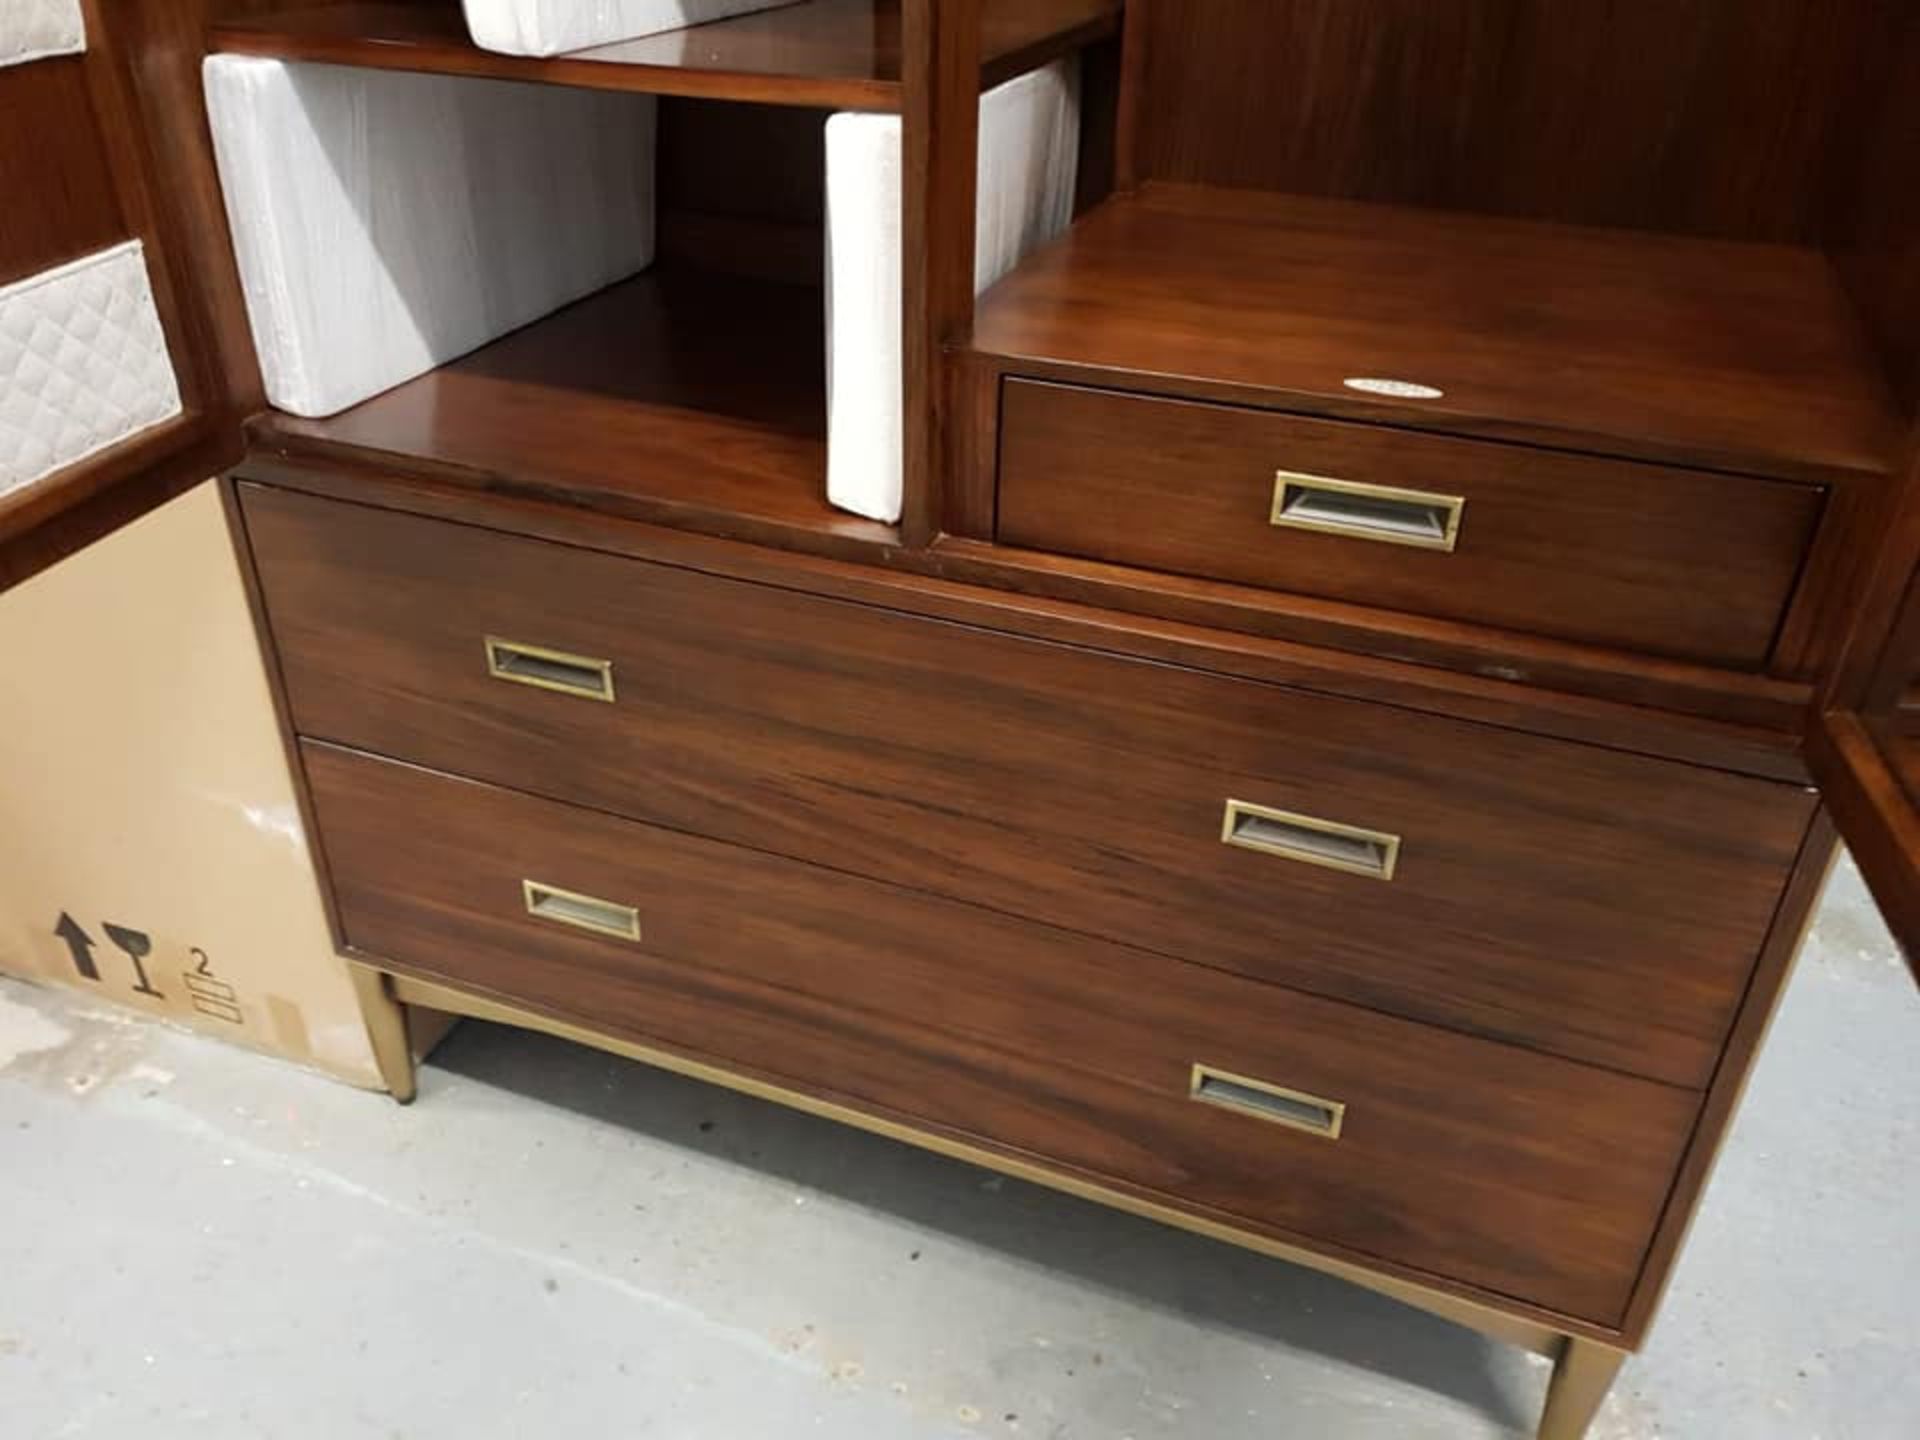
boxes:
[1,858,1915,1440]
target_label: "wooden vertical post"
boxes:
[900,0,982,546]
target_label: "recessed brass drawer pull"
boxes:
[1221,799,1401,881]
[522,879,642,942]
[1190,1064,1345,1140]
[485,636,616,702]
[1270,471,1464,552]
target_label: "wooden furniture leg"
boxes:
[347,960,417,1104]
[1538,1335,1628,1440]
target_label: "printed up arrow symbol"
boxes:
[54,912,100,982]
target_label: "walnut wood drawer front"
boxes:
[995,380,1824,667]
[241,484,1817,1090]
[306,740,1699,1327]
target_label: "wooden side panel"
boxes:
[1829,6,1920,418]
[0,60,124,286]
[1128,0,1876,244]
[308,740,1701,1328]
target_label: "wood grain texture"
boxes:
[972,185,1900,487]
[242,486,1818,1086]
[234,456,1817,782]
[1829,6,1920,416]
[0,60,123,287]
[210,0,1119,112]
[249,267,898,551]
[655,99,825,284]
[1126,0,1877,246]
[306,740,1701,1326]
[997,380,1823,668]
[900,0,978,545]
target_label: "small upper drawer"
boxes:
[240,483,1815,1088]
[995,380,1824,667]
[307,741,1698,1327]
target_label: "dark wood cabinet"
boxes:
[5,3,1918,1437]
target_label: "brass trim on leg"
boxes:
[378,966,1580,1356]
[1537,1336,1629,1440]
[346,960,416,1104]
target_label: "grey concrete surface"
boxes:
[1,856,1915,1440]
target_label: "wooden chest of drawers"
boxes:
[13,7,1918,1439]
[243,484,1815,1088]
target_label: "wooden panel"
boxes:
[1127,0,1876,245]
[241,485,1819,1087]
[1830,7,1920,416]
[210,0,1120,112]
[972,185,1900,488]
[655,100,826,284]
[0,59,124,286]
[307,741,1701,1326]
[996,381,1824,667]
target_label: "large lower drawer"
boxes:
[995,379,1824,667]
[242,484,1816,1088]
[307,741,1698,1326]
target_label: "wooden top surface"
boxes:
[974,184,1904,485]
[212,0,1120,111]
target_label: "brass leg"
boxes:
[347,961,417,1104]
[1538,1336,1628,1440]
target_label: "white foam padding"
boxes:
[1,241,184,498]
[203,56,657,418]
[825,60,1081,524]
[0,0,85,68]
[463,0,803,57]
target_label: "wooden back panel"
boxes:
[1124,0,1880,246]
[1831,11,1920,417]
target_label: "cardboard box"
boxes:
[0,482,383,1088]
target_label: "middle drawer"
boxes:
[242,483,1816,1088]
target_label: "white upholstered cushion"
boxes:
[0,242,184,498]
[0,0,85,68]
[825,59,1082,524]
[461,0,802,57]
[203,55,657,418]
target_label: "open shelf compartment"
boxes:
[249,265,896,547]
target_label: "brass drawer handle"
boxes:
[485,636,615,702]
[522,879,641,942]
[1221,799,1400,881]
[1190,1064,1345,1140]
[1270,471,1464,552]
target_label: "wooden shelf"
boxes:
[973,184,1904,486]
[212,0,1120,111]
[250,266,897,550]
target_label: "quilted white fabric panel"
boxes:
[203,56,657,418]
[825,59,1082,523]
[0,0,86,68]
[0,241,184,498]
[462,0,801,58]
